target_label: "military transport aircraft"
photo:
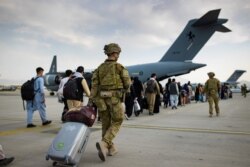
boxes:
[223,70,246,85]
[44,9,230,95]
[222,70,247,94]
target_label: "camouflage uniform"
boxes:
[91,43,131,161]
[204,72,220,117]
[241,84,247,98]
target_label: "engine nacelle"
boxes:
[44,74,62,86]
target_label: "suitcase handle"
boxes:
[78,138,87,153]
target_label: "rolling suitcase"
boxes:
[46,122,90,167]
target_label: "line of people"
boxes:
[163,79,194,109]
[22,43,226,163]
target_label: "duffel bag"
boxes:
[64,106,97,127]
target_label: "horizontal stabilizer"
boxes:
[159,9,230,62]
[226,70,246,82]
[192,9,221,27]
[215,25,231,32]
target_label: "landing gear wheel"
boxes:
[52,161,57,166]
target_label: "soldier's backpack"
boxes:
[145,79,156,93]
[63,77,81,100]
[21,77,39,101]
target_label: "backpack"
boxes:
[21,77,39,101]
[63,77,80,100]
[146,79,156,93]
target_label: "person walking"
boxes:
[125,77,136,119]
[66,66,91,110]
[57,69,73,121]
[145,73,160,115]
[0,144,14,166]
[241,83,247,98]
[153,80,162,114]
[90,43,131,161]
[26,67,52,128]
[204,72,221,117]
[163,78,171,108]
[133,77,144,114]
[169,78,179,109]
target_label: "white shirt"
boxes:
[57,77,70,96]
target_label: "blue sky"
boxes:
[0,0,250,85]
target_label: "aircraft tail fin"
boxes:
[49,55,57,73]
[226,70,246,83]
[160,9,231,62]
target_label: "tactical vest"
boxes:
[98,61,124,90]
[207,78,219,92]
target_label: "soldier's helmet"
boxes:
[104,43,121,55]
[207,72,215,77]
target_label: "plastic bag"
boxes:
[134,99,141,112]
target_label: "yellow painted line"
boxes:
[122,124,250,136]
[0,125,59,137]
[1,123,249,137]
[0,124,101,137]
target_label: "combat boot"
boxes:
[108,144,118,156]
[96,141,108,161]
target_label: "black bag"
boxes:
[21,77,38,101]
[63,78,80,100]
[142,97,148,109]
[146,80,155,93]
[153,94,161,113]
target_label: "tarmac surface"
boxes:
[0,91,250,167]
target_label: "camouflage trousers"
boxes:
[98,97,124,147]
[207,93,220,115]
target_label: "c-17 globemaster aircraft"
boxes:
[223,70,246,85]
[44,9,230,95]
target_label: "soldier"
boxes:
[241,83,247,98]
[90,43,131,161]
[204,72,221,117]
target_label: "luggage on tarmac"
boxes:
[46,122,90,167]
[64,106,97,127]
[202,95,206,102]
[133,99,141,117]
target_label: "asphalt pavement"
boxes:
[0,91,250,167]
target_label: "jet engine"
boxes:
[44,74,62,86]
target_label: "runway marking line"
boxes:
[122,124,250,136]
[0,125,59,136]
[1,123,250,137]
